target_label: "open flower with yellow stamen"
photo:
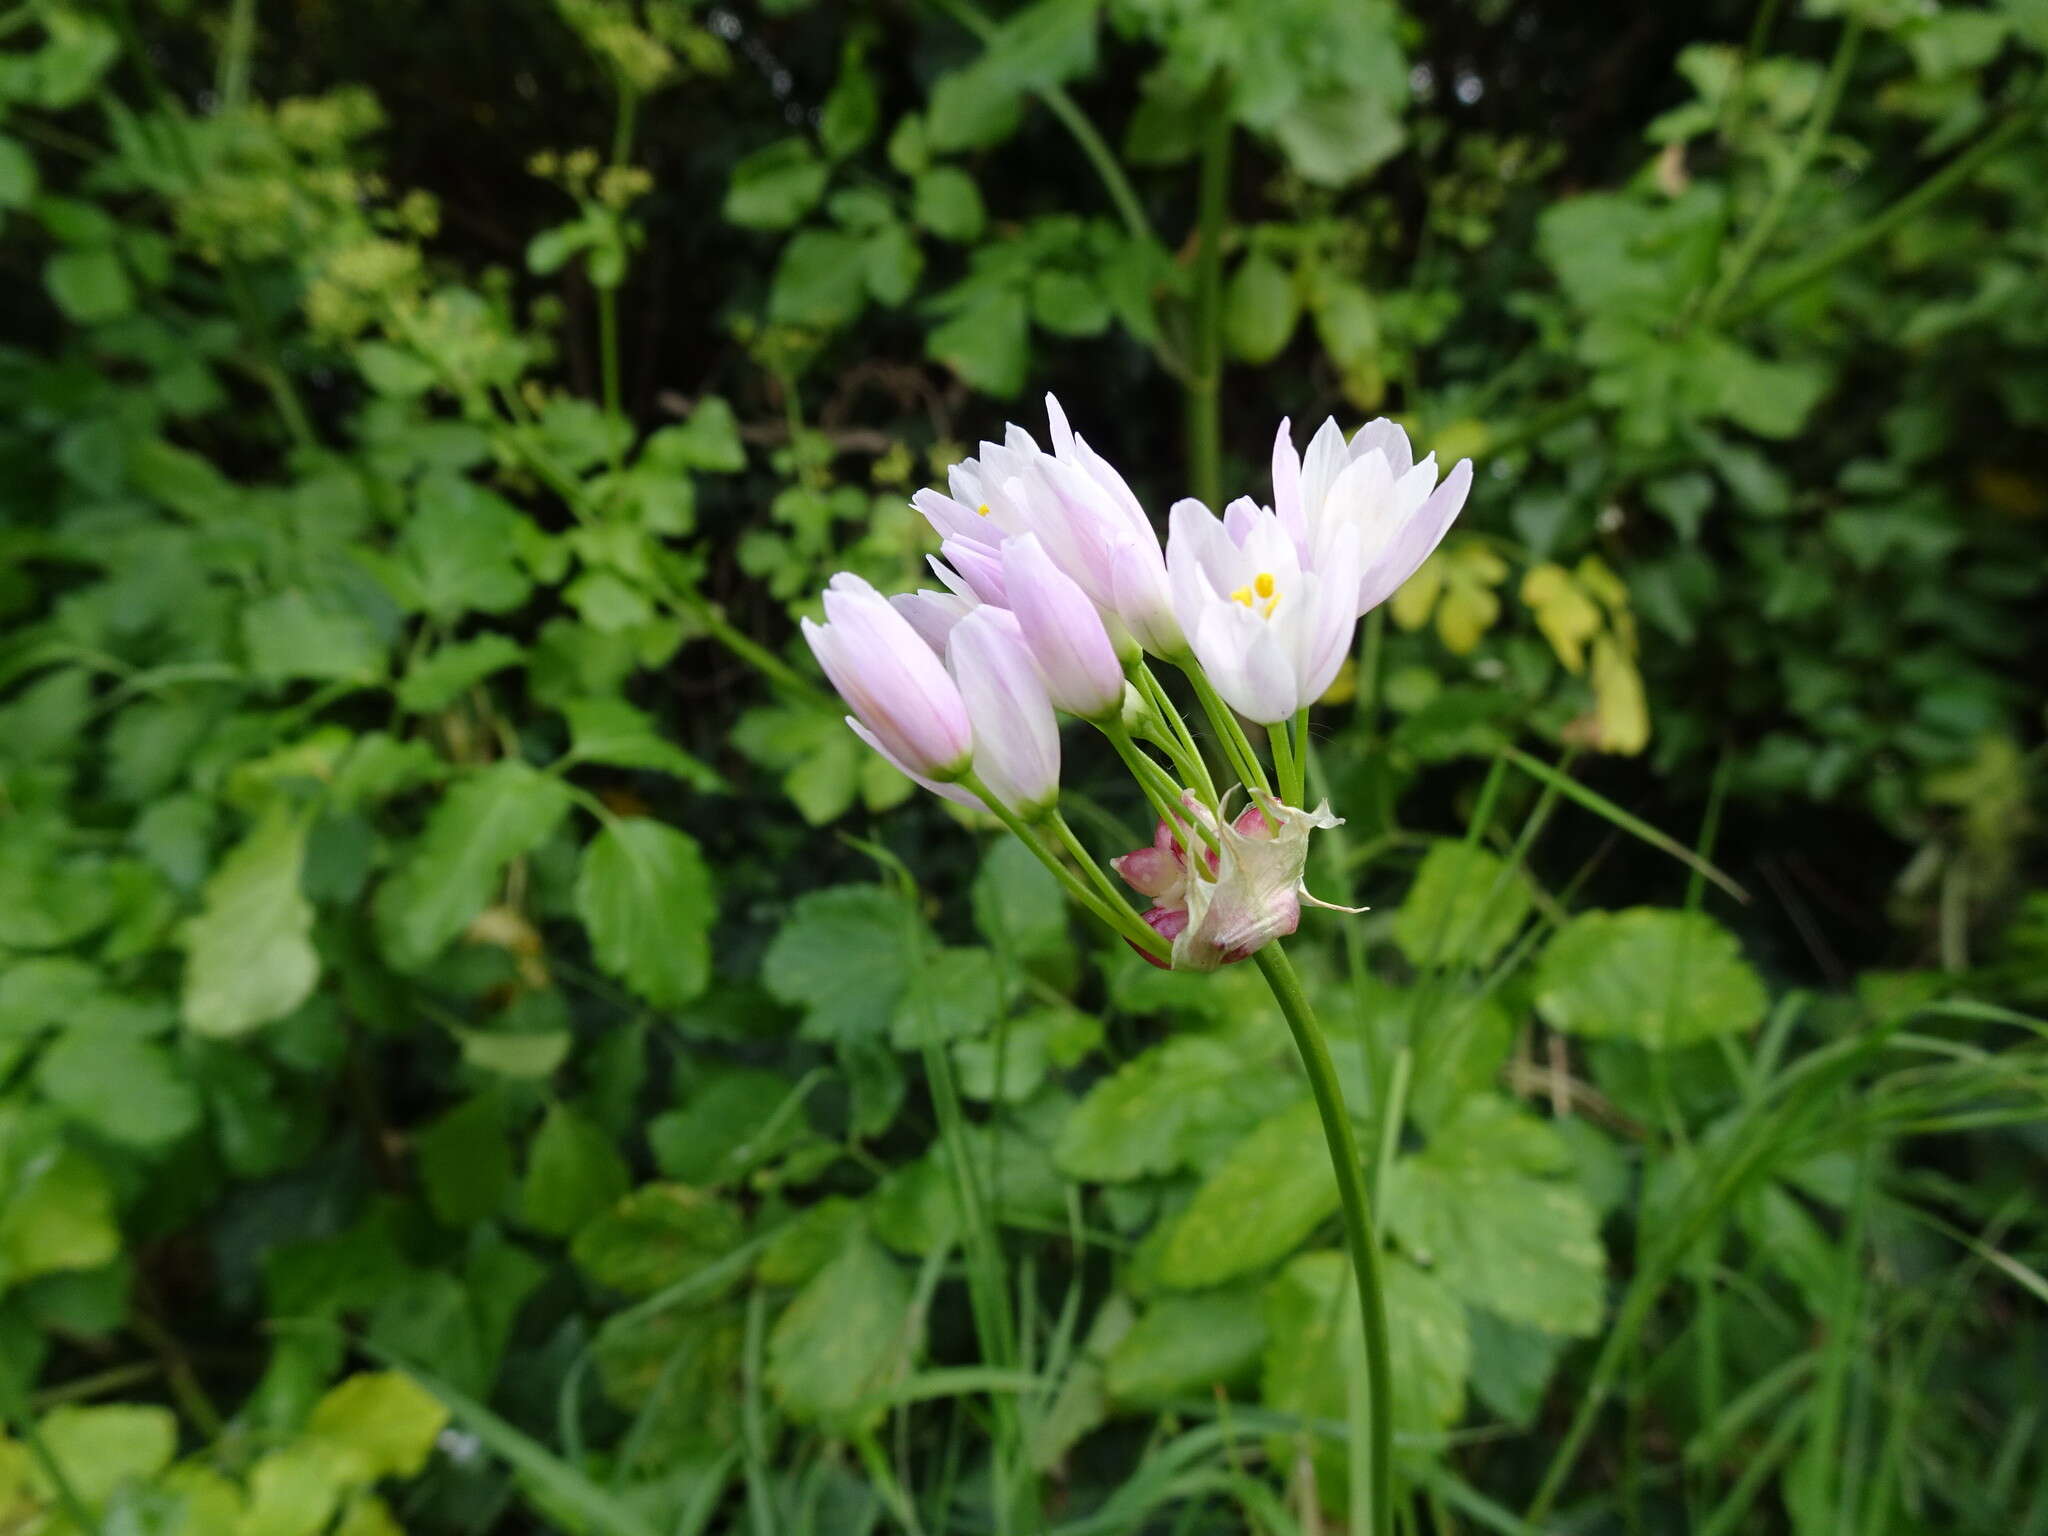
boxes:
[1165,494,1362,725]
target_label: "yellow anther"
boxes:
[1254,572,1276,599]
[1230,585,1254,607]
[976,502,992,517]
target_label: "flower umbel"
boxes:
[804,397,1472,973]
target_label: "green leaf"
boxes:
[1262,1250,1468,1471]
[1533,908,1767,1047]
[242,589,388,683]
[649,1066,809,1187]
[863,222,924,306]
[1467,1308,1566,1428]
[912,167,986,242]
[1392,840,1535,968]
[181,805,320,1038]
[30,1404,176,1508]
[769,229,869,330]
[374,762,573,971]
[522,1104,631,1238]
[416,1094,512,1227]
[381,476,533,621]
[561,697,724,789]
[0,1144,119,1285]
[395,633,525,713]
[970,838,1069,959]
[307,1371,450,1481]
[1224,251,1298,363]
[574,818,717,1008]
[355,341,439,397]
[724,138,828,230]
[36,1036,200,1152]
[927,288,1029,396]
[928,71,1023,153]
[766,1235,913,1431]
[891,947,1003,1047]
[653,395,746,473]
[1056,1036,1293,1182]
[1105,1287,1266,1406]
[821,50,881,157]
[1154,1096,1338,1288]
[572,1184,745,1299]
[1385,1098,1605,1336]
[1029,270,1110,336]
[761,885,919,1043]
[0,136,38,209]
[1270,89,1405,186]
[45,248,132,323]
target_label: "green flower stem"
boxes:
[1251,942,1394,1536]
[1045,808,1149,912]
[919,0,1155,248]
[963,775,1169,961]
[1696,18,1863,325]
[1100,722,1218,854]
[1180,663,1272,798]
[1267,721,1304,808]
[1185,76,1233,512]
[1724,74,2048,324]
[1133,662,1220,810]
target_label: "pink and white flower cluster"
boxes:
[801,395,1472,966]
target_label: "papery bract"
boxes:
[1001,533,1125,719]
[948,606,1061,815]
[1273,416,1473,617]
[803,572,973,781]
[1166,495,1360,723]
[1114,796,1361,971]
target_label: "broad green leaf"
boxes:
[522,1103,631,1237]
[1533,907,1767,1047]
[761,884,919,1043]
[181,805,319,1038]
[723,138,827,230]
[395,634,525,713]
[0,1145,119,1284]
[571,1184,745,1298]
[1224,251,1298,363]
[891,947,1002,1047]
[649,1066,809,1187]
[35,1036,199,1152]
[380,476,532,621]
[242,589,388,683]
[1154,1096,1338,1288]
[416,1094,512,1227]
[766,1236,913,1431]
[1270,89,1404,186]
[0,135,38,208]
[1104,1286,1266,1406]
[307,1371,449,1481]
[912,166,986,243]
[29,1404,175,1508]
[769,229,868,329]
[1467,1308,1566,1428]
[1261,1249,1468,1500]
[560,698,724,790]
[589,1302,744,1463]
[650,395,745,473]
[574,818,716,1008]
[1385,1097,1605,1336]
[970,837,1069,959]
[1392,840,1535,968]
[1029,269,1110,336]
[374,762,571,971]
[45,248,132,323]
[1055,1036,1295,1182]
[927,288,1029,397]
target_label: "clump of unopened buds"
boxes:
[802,396,1473,969]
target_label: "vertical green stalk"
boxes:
[1251,942,1394,1536]
[1185,75,1232,512]
[1180,663,1270,798]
